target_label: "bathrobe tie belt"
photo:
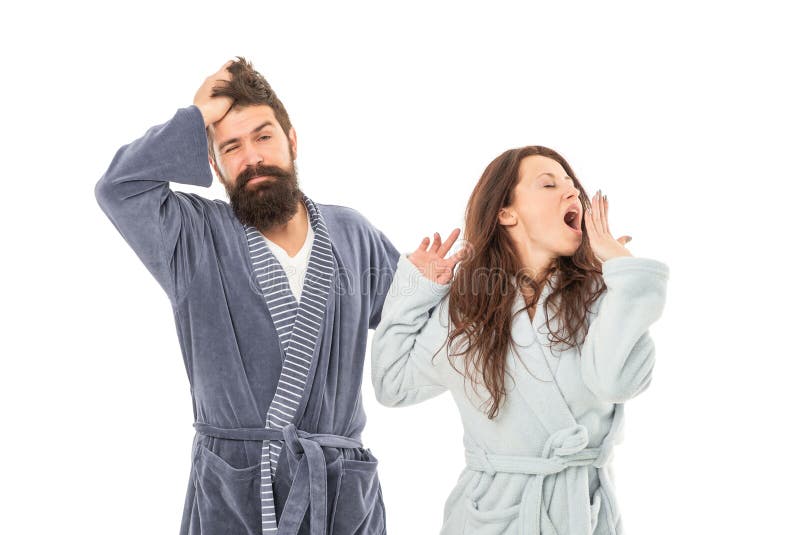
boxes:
[194,422,362,535]
[465,423,617,535]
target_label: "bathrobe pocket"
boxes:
[193,443,262,535]
[464,501,521,534]
[329,449,386,534]
[462,472,525,535]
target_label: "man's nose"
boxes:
[242,142,263,167]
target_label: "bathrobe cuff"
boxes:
[172,105,215,188]
[601,256,670,291]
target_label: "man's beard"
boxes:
[224,161,303,232]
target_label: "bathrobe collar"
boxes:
[509,271,561,350]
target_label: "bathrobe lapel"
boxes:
[506,276,597,534]
[508,276,577,432]
[244,229,299,358]
[243,194,335,533]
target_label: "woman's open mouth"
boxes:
[563,210,582,235]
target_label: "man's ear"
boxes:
[288,127,298,160]
[209,155,223,184]
[498,207,517,227]
[206,126,223,183]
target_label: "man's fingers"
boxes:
[211,61,234,83]
[209,62,233,81]
[438,228,461,257]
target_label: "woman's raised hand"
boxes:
[408,228,465,284]
[585,190,633,262]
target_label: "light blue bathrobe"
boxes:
[371,253,669,534]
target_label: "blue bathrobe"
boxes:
[372,254,669,534]
[94,105,399,535]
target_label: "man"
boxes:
[95,57,399,535]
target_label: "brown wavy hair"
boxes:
[445,146,606,419]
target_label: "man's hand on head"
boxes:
[193,60,235,127]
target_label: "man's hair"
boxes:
[206,56,293,167]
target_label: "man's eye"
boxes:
[259,135,271,141]
[225,146,238,154]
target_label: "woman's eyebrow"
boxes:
[536,172,573,181]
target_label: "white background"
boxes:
[2,1,798,533]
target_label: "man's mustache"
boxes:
[236,165,293,188]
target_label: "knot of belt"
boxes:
[194,422,362,535]
[465,424,612,535]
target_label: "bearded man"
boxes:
[95,57,399,535]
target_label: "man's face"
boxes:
[209,104,301,231]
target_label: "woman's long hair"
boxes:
[446,146,606,419]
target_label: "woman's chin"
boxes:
[560,242,582,257]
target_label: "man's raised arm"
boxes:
[94,61,234,304]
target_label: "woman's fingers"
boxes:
[600,191,609,234]
[438,228,461,257]
[596,191,605,234]
[416,229,463,276]
[591,191,607,236]
[445,247,466,268]
[430,232,442,254]
[590,193,600,235]
[585,204,596,244]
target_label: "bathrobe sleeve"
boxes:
[93,105,214,305]
[371,253,451,407]
[368,227,401,329]
[580,255,670,403]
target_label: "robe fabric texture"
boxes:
[371,254,670,535]
[95,105,399,535]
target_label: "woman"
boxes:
[371,146,669,534]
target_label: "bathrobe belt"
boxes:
[465,424,616,535]
[194,422,362,535]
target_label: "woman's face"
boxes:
[499,155,584,263]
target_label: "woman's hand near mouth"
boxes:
[586,190,634,262]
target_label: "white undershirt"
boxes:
[261,210,314,303]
